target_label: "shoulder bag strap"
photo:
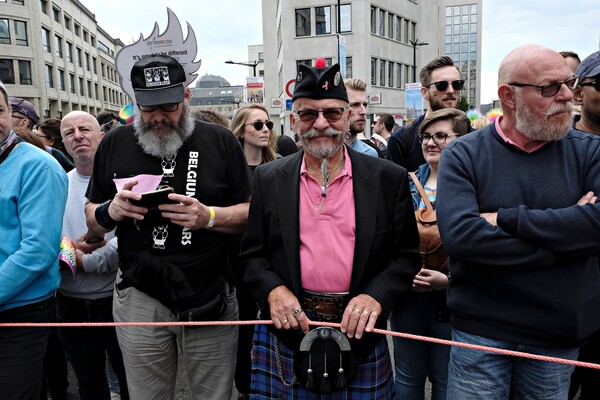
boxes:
[408,171,434,212]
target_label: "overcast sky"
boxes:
[81,0,599,107]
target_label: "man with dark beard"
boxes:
[84,55,251,400]
[239,63,420,398]
[436,45,600,400]
[387,56,464,171]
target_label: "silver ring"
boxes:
[293,308,303,317]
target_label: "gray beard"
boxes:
[515,98,572,142]
[300,127,344,159]
[132,105,195,158]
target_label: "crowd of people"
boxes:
[0,44,599,400]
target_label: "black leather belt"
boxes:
[301,290,349,322]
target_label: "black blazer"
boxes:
[240,147,421,356]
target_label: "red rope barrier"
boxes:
[2,319,598,370]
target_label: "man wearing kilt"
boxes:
[240,62,421,399]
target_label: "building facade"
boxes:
[0,0,126,120]
[260,0,481,137]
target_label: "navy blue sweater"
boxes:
[437,123,600,348]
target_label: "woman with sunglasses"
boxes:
[390,108,470,400]
[231,103,277,172]
[230,103,277,400]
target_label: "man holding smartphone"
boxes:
[57,111,129,399]
[84,55,251,400]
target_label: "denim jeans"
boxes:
[447,329,579,400]
[390,291,451,400]
[56,293,129,400]
[0,297,54,400]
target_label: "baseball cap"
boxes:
[292,63,348,102]
[9,97,41,125]
[576,51,600,80]
[130,55,186,107]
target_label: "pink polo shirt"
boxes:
[495,116,547,153]
[299,147,355,293]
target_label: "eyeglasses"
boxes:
[246,120,274,131]
[577,80,600,91]
[417,132,457,145]
[293,107,346,124]
[508,78,577,97]
[427,80,465,92]
[137,103,181,113]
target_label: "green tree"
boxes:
[458,96,469,111]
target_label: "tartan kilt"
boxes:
[249,323,396,399]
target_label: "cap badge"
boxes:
[144,67,171,87]
[334,72,341,86]
[322,81,329,91]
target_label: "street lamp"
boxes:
[224,60,259,77]
[409,39,429,83]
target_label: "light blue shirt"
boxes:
[350,138,378,157]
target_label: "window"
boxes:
[258,52,264,61]
[13,0,25,5]
[95,83,99,99]
[339,4,351,33]
[396,63,402,88]
[296,59,311,70]
[295,8,310,36]
[396,16,401,41]
[53,8,60,23]
[83,29,88,43]
[14,21,27,46]
[388,13,394,39]
[101,62,106,78]
[380,59,386,86]
[64,15,71,30]
[55,35,63,58]
[45,64,53,88]
[76,47,82,67]
[371,58,377,85]
[40,0,48,14]
[0,59,15,84]
[57,69,65,91]
[18,60,31,84]
[91,35,96,47]
[378,10,385,36]
[79,77,84,95]
[69,73,75,93]
[405,65,411,84]
[85,52,90,71]
[388,61,394,87]
[345,56,352,78]
[66,42,72,62]
[92,56,97,74]
[74,23,80,36]
[98,40,110,55]
[41,28,51,52]
[370,7,376,34]
[0,19,9,45]
[87,81,92,98]
[315,6,331,35]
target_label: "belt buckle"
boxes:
[306,294,345,322]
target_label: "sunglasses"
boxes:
[577,80,600,91]
[246,120,274,131]
[293,107,346,124]
[137,103,180,113]
[427,80,465,92]
[508,77,577,97]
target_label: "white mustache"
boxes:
[545,103,573,116]
[302,127,341,139]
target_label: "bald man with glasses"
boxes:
[436,44,600,400]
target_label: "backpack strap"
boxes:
[0,136,23,165]
[408,171,434,212]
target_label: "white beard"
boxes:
[132,104,195,158]
[515,98,572,142]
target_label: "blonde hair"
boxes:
[231,103,276,163]
[471,116,492,130]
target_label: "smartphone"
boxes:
[130,187,178,209]
[85,230,105,244]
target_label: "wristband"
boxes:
[206,206,216,229]
[95,200,118,230]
